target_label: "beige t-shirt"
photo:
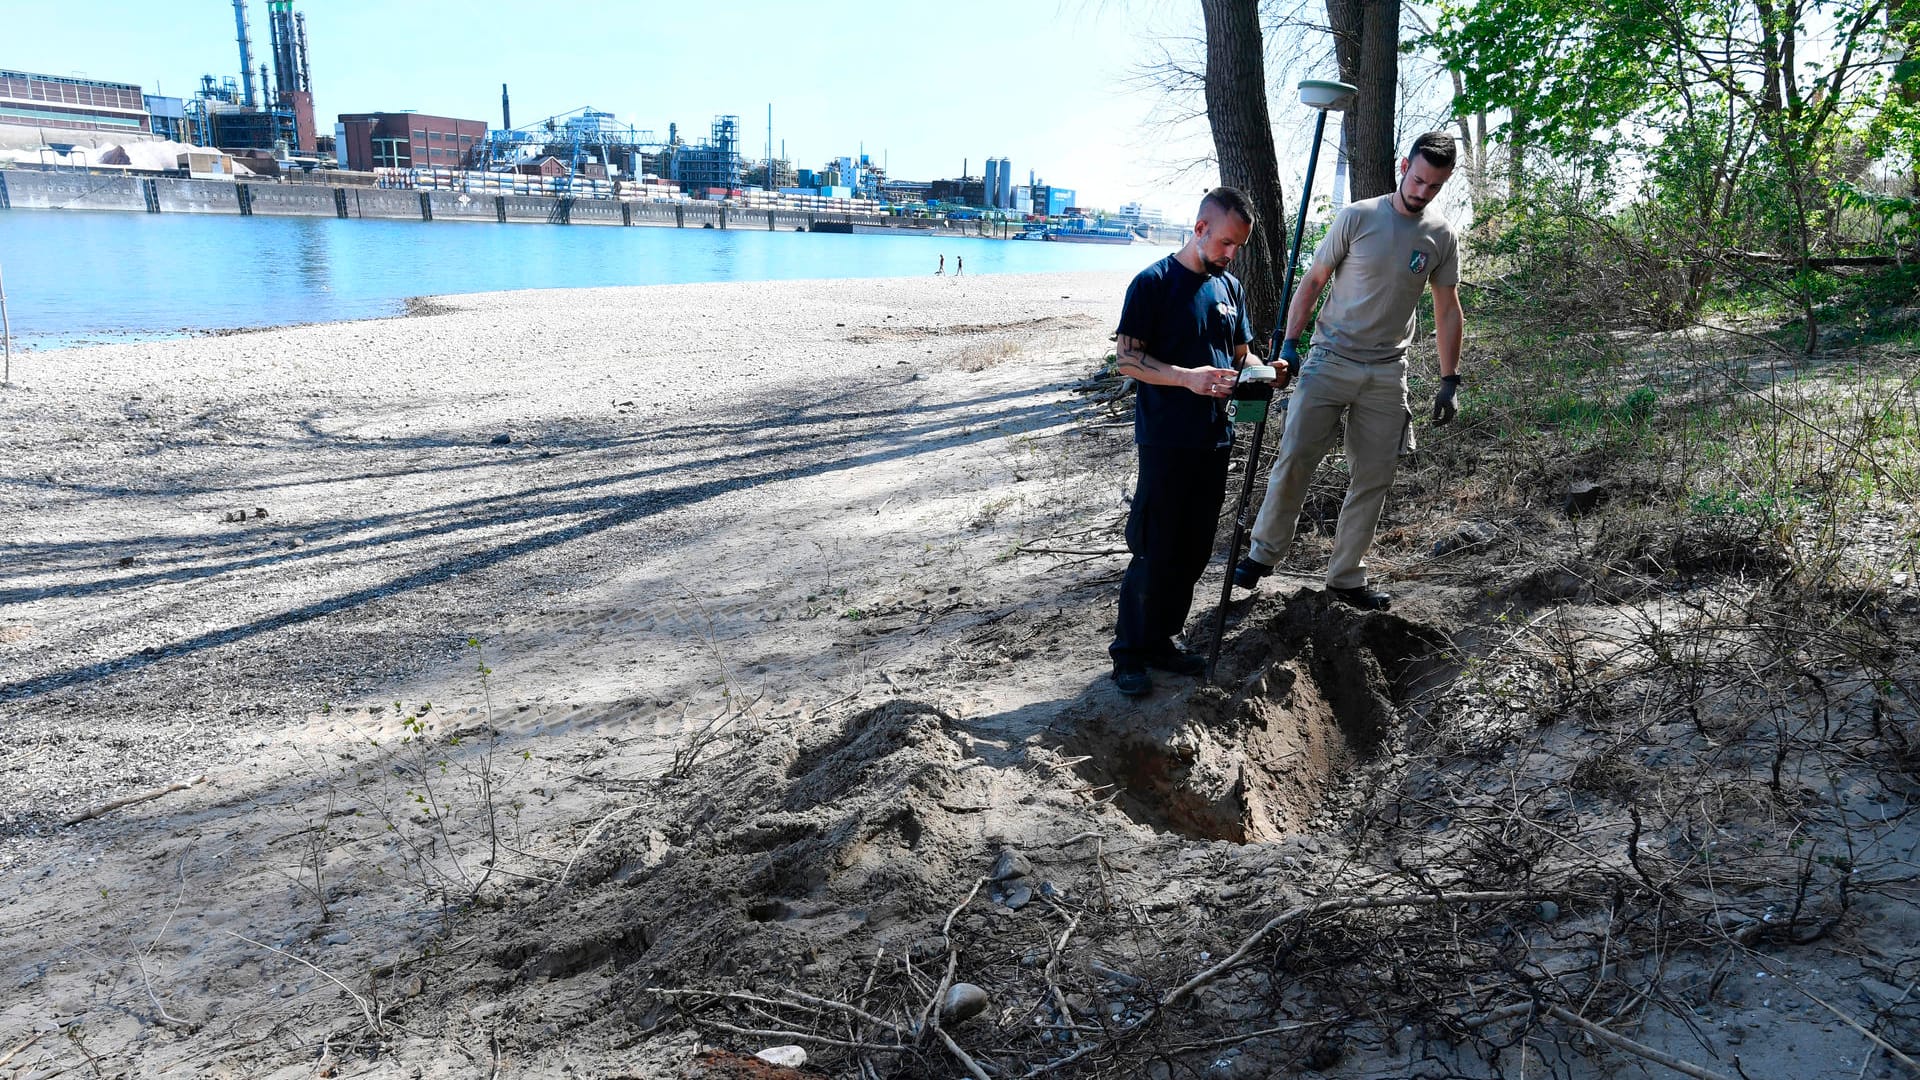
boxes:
[1309,194,1459,362]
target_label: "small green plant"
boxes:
[320,639,519,911]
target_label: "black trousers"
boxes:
[1110,443,1231,664]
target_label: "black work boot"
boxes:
[1112,663,1153,697]
[1232,556,1273,590]
[1143,647,1207,677]
[1328,585,1391,610]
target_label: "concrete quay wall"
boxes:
[0,170,971,239]
[344,187,425,221]
[244,183,340,217]
[1,170,147,212]
[154,179,246,214]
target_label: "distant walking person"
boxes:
[938,254,945,275]
[1234,132,1465,610]
[1108,187,1257,698]
[955,256,963,276]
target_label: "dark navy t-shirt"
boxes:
[1117,255,1255,449]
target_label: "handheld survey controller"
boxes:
[1226,363,1280,425]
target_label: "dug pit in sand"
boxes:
[1068,590,1450,841]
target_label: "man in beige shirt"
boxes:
[1234,132,1465,610]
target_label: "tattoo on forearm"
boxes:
[1114,335,1165,379]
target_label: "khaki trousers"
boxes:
[1247,346,1411,589]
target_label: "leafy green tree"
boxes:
[1427,0,1904,348]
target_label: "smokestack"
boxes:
[501,83,511,130]
[233,0,257,108]
[295,11,311,92]
[268,0,295,100]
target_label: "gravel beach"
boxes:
[0,270,1133,855]
[4,266,1903,1080]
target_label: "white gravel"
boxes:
[0,270,1133,865]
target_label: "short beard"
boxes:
[1202,256,1232,276]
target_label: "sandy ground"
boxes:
[0,270,1127,842]
[2,272,1916,1080]
[0,270,1151,1074]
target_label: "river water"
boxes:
[0,210,1167,350]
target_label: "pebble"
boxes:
[755,1045,806,1068]
[490,432,512,445]
[942,983,990,1024]
[990,848,1031,881]
[1001,884,1033,911]
[1536,900,1560,923]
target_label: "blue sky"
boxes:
[8,1,1227,213]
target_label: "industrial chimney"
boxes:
[268,0,297,100]
[502,83,512,130]
[295,11,311,92]
[233,0,257,108]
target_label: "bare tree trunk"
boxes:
[1334,123,1351,210]
[1508,106,1529,197]
[1328,0,1401,200]
[1202,0,1288,344]
[1445,66,1489,205]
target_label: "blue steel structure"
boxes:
[480,110,741,193]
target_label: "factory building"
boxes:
[1031,184,1076,217]
[336,112,487,173]
[185,0,318,156]
[929,175,986,206]
[144,95,188,142]
[656,115,742,193]
[0,69,152,135]
[878,179,932,206]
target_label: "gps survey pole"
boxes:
[0,258,11,386]
[1206,78,1357,681]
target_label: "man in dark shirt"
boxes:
[1109,187,1256,697]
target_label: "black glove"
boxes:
[1278,338,1301,375]
[1432,374,1461,426]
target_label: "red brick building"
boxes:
[515,156,566,177]
[336,112,486,172]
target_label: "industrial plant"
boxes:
[0,2,1177,237]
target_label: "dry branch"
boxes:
[936,1028,993,1080]
[696,1020,904,1052]
[63,775,206,826]
[547,804,642,896]
[1539,1003,1735,1080]
[221,929,380,1034]
[0,1031,44,1069]
[1754,959,1920,1073]
[1161,889,1564,1008]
